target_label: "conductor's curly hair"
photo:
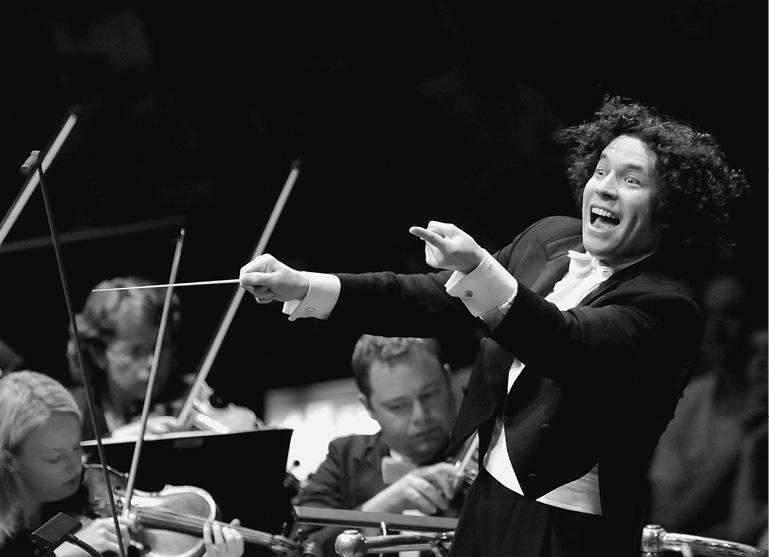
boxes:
[556,95,750,249]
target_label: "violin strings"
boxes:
[136,506,298,550]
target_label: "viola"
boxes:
[81,464,314,557]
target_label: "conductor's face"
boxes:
[582,135,664,268]
[363,349,457,466]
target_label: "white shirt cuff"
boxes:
[282,272,341,321]
[445,251,517,318]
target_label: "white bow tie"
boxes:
[567,250,614,279]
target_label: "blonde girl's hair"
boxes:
[0,370,82,544]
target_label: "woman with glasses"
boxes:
[66,276,191,440]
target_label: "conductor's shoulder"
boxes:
[525,215,582,241]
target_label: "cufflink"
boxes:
[464,290,473,299]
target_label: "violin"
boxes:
[82,463,315,557]
[20,137,303,557]
[91,162,301,440]
[108,381,261,439]
[168,160,301,437]
[182,381,261,434]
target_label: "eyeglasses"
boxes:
[105,342,159,366]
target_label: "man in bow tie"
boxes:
[294,335,473,556]
[240,96,750,557]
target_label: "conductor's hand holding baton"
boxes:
[239,254,310,304]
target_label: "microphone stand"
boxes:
[1,106,79,246]
[29,512,104,557]
[21,151,127,557]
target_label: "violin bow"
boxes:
[174,158,301,429]
[23,143,129,557]
[90,158,302,299]
[2,107,79,246]
[121,228,186,519]
[452,432,479,491]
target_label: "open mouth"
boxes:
[590,207,620,230]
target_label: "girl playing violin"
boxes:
[0,370,244,557]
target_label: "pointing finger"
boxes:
[409,226,446,247]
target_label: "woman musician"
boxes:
[65,276,193,440]
[66,275,260,440]
[0,369,244,557]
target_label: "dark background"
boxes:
[1,2,766,417]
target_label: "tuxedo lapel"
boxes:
[475,230,581,401]
[578,275,618,306]
[451,219,584,454]
[451,338,511,452]
[578,249,662,307]
[518,233,581,296]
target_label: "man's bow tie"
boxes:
[567,250,614,278]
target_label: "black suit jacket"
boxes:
[297,432,463,556]
[296,433,391,556]
[327,216,703,555]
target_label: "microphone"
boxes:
[29,512,104,557]
[19,150,41,177]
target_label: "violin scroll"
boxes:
[186,382,262,433]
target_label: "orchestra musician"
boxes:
[294,335,476,556]
[0,369,245,557]
[238,96,750,557]
[65,276,193,440]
